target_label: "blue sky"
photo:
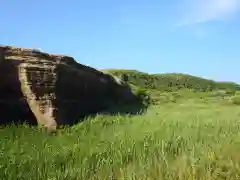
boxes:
[1,0,240,82]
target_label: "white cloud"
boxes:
[177,0,240,26]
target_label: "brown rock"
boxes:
[0,45,137,131]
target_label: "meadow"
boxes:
[1,90,240,180]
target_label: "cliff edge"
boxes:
[0,45,137,131]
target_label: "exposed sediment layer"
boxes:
[0,45,134,131]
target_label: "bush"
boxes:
[168,94,177,103]
[103,69,240,92]
[231,95,240,105]
[210,90,228,98]
[152,92,177,104]
[133,87,151,107]
[226,89,236,96]
[235,91,240,96]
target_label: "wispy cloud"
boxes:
[177,0,240,26]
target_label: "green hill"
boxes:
[102,69,240,92]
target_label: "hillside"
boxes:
[102,69,240,92]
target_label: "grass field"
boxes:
[1,94,240,179]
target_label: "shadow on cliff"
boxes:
[0,60,148,127]
[52,64,149,126]
[0,60,37,126]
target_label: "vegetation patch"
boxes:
[103,69,240,92]
[1,99,240,179]
[1,69,240,179]
[231,95,240,105]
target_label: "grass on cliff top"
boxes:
[1,92,240,180]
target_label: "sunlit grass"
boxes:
[1,97,240,179]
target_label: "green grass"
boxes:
[102,69,240,92]
[1,94,240,179]
[232,95,240,105]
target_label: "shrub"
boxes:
[103,69,240,92]
[171,92,181,98]
[225,89,236,96]
[231,95,240,105]
[168,94,177,103]
[133,87,151,107]
[210,90,228,98]
[154,93,177,104]
[235,91,240,96]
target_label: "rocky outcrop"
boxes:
[0,45,136,131]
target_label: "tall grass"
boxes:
[1,97,240,179]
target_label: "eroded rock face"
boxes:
[0,45,135,130]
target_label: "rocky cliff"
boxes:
[0,45,137,131]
